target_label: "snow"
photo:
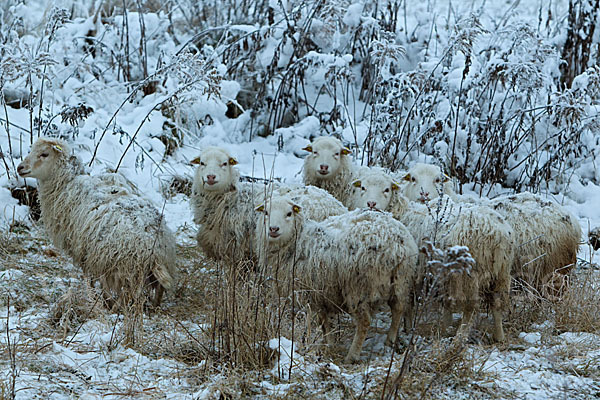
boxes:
[1,0,600,398]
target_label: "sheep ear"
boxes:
[341,147,351,155]
[403,173,411,181]
[190,157,201,165]
[228,157,238,166]
[352,180,362,187]
[255,204,265,212]
[391,181,400,190]
[302,145,313,152]
[292,204,301,214]
[442,173,450,183]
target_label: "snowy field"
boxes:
[1,0,600,398]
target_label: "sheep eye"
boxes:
[384,188,390,193]
[411,177,416,182]
[40,153,49,158]
[334,152,339,156]
[286,211,292,217]
[264,211,269,216]
[200,161,206,166]
[221,162,227,167]
[435,178,440,183]
[361,187,366,191]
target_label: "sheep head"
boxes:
[402,163,450,203]
[256,196,302,246]
[349,169,400,212]
[303,136,351,181]
[17,138,70,181]
[191,147,239,193]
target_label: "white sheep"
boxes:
[348,168,513,341]
[17,137,177,309]
[302,136,359,205]
[255,195,418,363]
[400,164,581,297]
[191,147,347,269]
[401,163,454,203]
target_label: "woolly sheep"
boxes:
[255,195,418,362]
[302,136,358,205]
[399,163,581,296]
[348,168,513,341]
[191,147,347,269]
[401,163,454,203]
[17,138,176,309]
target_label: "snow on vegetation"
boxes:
[1,0,600,398]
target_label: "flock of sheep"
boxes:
[16,136,582,363]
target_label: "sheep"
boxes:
[255,194,418,363]
[348,167,513,341]
[399,163,581,296]
[302,136,359,205]
[191,147,347,269]
[17,137,176,309]
[401,163,454,203]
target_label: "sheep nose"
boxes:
[270,226,280,233]
[367,201,377,209]
[17,164,24,173]
[207,174,216,180]
[319,164,329,172]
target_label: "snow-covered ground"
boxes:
[1,0,600,398]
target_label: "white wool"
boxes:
[255,195,418,363]
[348,167,512,342]
[302,136,358,205]
[17,138,177,309]
[486,192,581,297]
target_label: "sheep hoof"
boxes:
[344,353,361,364]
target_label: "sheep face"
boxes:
[256,197,301,246]
[349,172,399,211]
[303,136,351,181]
[402,163,449,203]
[17,138,69,181]
[192,147,238,193]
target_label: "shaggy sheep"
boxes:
[399,163,581,296]
[255,195,418,363]
[401,163,454,203]
[348,168,513,341]
[17,138,176,309]
[191,147,347,269]
[488,193,581,296]
[302,136,358,205]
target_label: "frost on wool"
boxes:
[302,136,358,206]
[255,195,418,363]
[17,137,177,309]
[488,193,581,297]
[348,167,513,342]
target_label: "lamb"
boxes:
[302,136,359,205]
[348,168,514,341]
[191,147,347,269]
[400,163,581,296]
[255,194,418,363]
[17,137,176,309]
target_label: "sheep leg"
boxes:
[152,285,165,309]
[318,310,333,347]
[345,307,370,364]
[440,307,453,336]
[456,305,476,338]
[385,297,404,347]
